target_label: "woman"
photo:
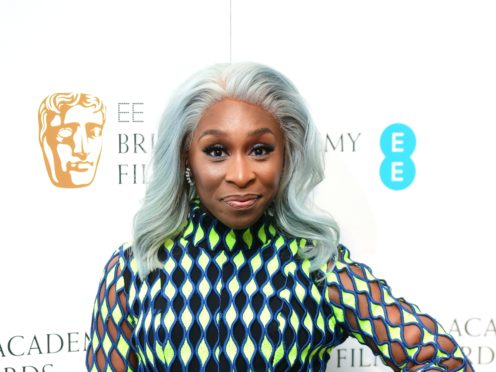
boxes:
[86,63,473,371]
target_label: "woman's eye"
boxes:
[203,145,227,158]
[251,144,274,157]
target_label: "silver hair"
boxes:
[132,62,340,278]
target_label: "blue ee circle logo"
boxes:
[380,123,416,190]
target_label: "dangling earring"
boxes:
[185,167,194,186]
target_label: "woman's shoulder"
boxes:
[326,244,383,286]
[334,244,372,269]
[99,243,140,284]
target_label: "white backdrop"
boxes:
[1,1,495,371]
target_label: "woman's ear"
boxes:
[184,151,190,168]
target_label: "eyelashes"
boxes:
[252,143,275,157]
[203,144,226,158]
[202,144,275,159]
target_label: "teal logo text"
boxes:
[380,123,416,190]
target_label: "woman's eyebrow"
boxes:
[199,129,225,139]
[248,127,274,137]
[199,127,274,140]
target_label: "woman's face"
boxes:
[187,99,285,229]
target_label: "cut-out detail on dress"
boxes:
[86,201,472,371]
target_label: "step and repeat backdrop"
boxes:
[1,1,495,371]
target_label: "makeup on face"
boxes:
[187,99,285,229]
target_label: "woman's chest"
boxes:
[128,244,338,370]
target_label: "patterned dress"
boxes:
[86,199,472,371]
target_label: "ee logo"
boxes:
[380,123,416,190]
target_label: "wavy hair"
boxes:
[133,62,340,278]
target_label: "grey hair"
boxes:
[132,62,340,278]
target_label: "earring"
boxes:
[185,167,194,186]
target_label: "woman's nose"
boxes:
[224,154,255,188]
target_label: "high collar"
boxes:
[181,198,278,252]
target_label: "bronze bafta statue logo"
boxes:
[38,93,106,188]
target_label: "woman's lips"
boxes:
[222,195,260,209]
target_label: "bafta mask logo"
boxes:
[38,93,106,188]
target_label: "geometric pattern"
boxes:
[86,199,473,371]
[326,249,473,371]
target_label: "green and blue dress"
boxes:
[86,199,472,371]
